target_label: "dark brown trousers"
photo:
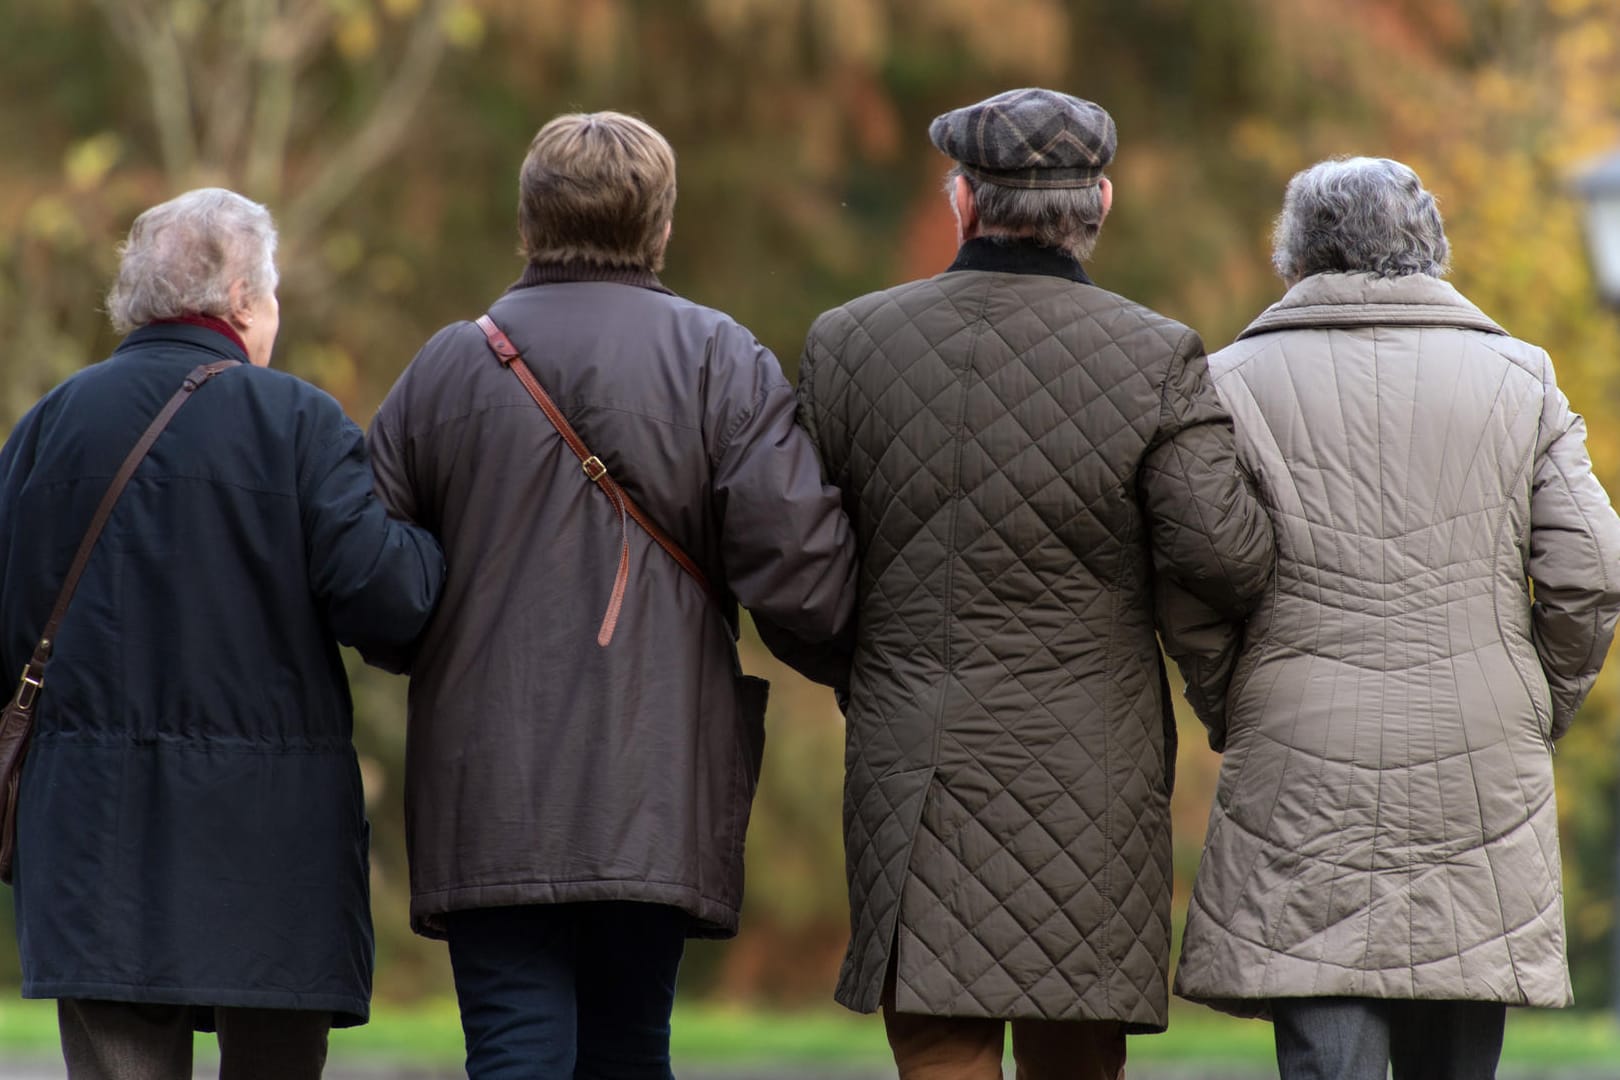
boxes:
[58,999,330,1080]
[881,962,1127,1080]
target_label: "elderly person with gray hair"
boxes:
[772,88,1275,1079]
[0,187,444,1079]
[1169,156,1620,1079]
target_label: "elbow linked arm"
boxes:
[1140,333,1275,615]
[713,336,857,685]
[304,419,446,671]
[714,377,856,641]
[746,326,860,689]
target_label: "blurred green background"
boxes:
[4,0,1620,1067]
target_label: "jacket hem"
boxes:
[1174,986,1569,1021]
[410,878,740,942]
[833,984,1166,1033]
[21,980,368,1028]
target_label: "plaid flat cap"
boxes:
[929,88,1116,190]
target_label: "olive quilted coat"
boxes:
[794,238,1275,1029]
[1171,272,1620,1017]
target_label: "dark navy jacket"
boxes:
[0,323,444,1025]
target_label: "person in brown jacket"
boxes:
[1169,157,1620,1080]
[366,112,856,1079]
[770,88,1275,1080]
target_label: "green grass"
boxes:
[0,997,56,1053]
[0,997,1616,1067]
[1498,1009,1620,1065]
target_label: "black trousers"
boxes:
[1273,997,1507,1080]
[58,999,330,1080]
[445,901,688,1080]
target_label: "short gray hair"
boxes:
[950,166,1107,262]
[107,188,279,334]
[1271,157,1450,282]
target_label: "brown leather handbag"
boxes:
[0,359,238,883]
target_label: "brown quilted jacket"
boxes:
[791,238,1275,1028]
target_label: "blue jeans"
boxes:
[1272,997,1507,1080]
[445,901,687,1080]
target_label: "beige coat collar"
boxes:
[1237,272,1507,339]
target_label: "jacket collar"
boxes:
[114,320,252,363]
[510,260,675,295]
[1238,272,1507,339]
[947,236,1093,285]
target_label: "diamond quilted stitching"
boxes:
[809,269,1249,1028]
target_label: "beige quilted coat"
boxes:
[1170,273,1620,1017]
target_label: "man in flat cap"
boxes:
[765,88,1274,1078]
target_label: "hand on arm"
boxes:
[1139,332,1275,616]
[1156,579,1243,752]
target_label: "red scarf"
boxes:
[152,313,249,355]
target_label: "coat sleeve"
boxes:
[366,394,419,528]
[1527,353,1620,740]
[299,392,445,673]
[1156,580,1242,751]
[752,315,859,689]
[708,320,857,674]
[1138,330,1275,616]
[0,401,45,679]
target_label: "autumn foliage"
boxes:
[3,0,1620,1008]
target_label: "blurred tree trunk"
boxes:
[89,0,455,271]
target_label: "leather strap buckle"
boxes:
[474,310,723,647]
[15,670,42,711]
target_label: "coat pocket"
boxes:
[714,673,771,915]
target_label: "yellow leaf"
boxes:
[323,231,366,273]
[335,11,379,60]
[169,0,206,39]
[23,196,85,248]
[63,132,123,192]
[441,4,485,49]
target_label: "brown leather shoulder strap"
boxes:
[474,314,720,647]
[14,359,239,704]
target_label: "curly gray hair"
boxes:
[106,188,279,334]
[948,165,1108,262]
[1271,157,1450,282]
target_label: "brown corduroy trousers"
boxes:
[881,964,1128,1080]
